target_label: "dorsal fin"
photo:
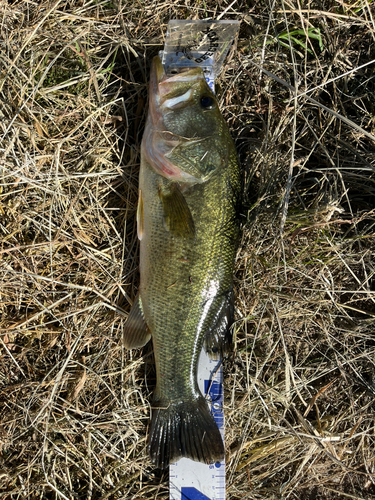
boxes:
[123,293,151,349]
[136,189,144,241]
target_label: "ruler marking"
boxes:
[169,350,225,500]
[164,20,239,499]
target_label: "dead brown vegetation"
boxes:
[1,0,375,498]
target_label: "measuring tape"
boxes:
[169,350,225,500]
[161,19,240,500]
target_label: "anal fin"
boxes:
[204,290,234,359]
[123,293,151,349]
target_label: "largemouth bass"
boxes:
[123,56,240,469]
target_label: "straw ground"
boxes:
[1,0,375,499]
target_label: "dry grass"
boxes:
[1,0,375,498]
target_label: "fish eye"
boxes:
[200,96,214,109]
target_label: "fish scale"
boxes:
[140,161,234,400]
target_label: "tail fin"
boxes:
[149,396,224,469]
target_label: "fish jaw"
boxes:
[141,56,208,183]
[151,56,204,106]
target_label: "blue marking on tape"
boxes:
[181,487,211,500]
[204,379,223,428]
[204,379,222,401]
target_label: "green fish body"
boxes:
[123,56,240,468]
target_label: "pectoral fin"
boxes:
[123,293,151,349]
[159,183,195,238]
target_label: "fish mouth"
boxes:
[148,56,206,133]
[150,56,205,110]
[141,56,206,182]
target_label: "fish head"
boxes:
[142,56,232,182]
